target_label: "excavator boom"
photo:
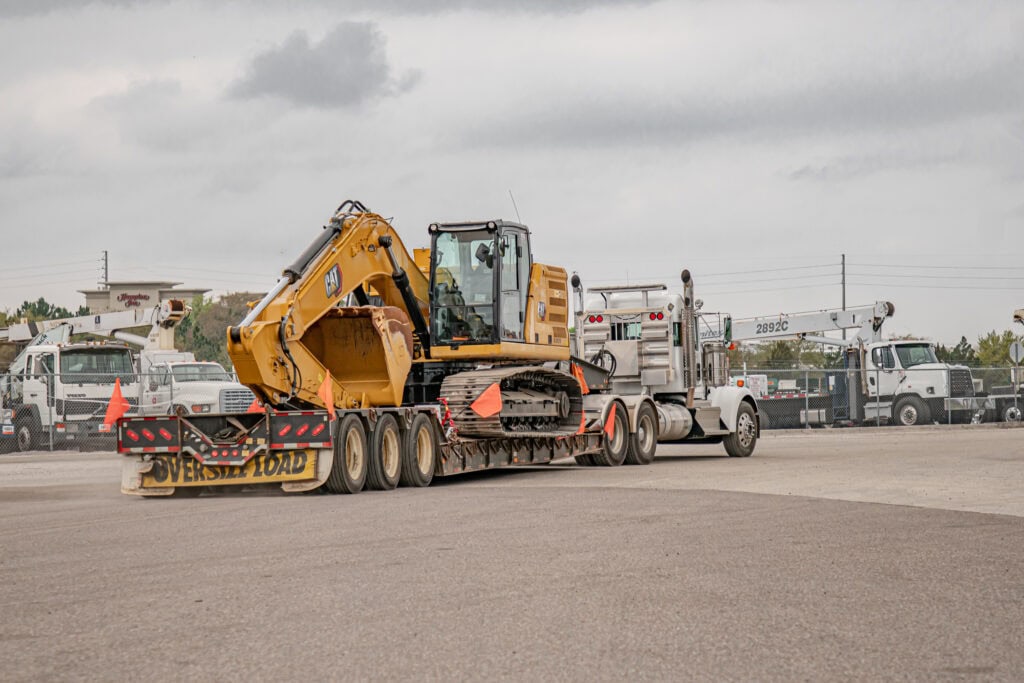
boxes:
[227,201,430,410]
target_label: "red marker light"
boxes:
[312,423,326,436]
[158,428,172,440]
[596,315,603,323]
[657,312,664,320]
[588,315,596,323]
[296,423,310,436]
[141,429,155,442]
[278,424,292,437]
[649,313,656,320]
[126,429,140,442]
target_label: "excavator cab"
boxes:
[428,221,531,346]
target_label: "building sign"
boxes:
[117,293,152,308]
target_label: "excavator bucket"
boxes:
[299,306,414,408]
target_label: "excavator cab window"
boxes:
[431,228,498,344]
[429,223,532,347]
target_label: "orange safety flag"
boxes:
[571,362,590,395]
[317,372,337,422]
[470,382,503,418]
[603,402,617,439]
[246,397,262,413]
[103,377,131,429]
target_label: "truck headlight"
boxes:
[190,404,213,413]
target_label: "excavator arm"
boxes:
[226,201,431,410]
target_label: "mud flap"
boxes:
[281,446,334,493]
[121,457,174,497]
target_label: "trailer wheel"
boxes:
[574,454,595,466]
[367,414,402,490]
[593,400,628,467]
[325,414,367,494]
[625,401,658,465]
[724,402,757,457]
[893,396,930,426]
[399,413,436,488]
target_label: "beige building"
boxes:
[79,281,210,314]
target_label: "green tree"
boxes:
[976,329,1021,367]
[175,292,265,367]
[14,298,89,321]
[935,336,977,366]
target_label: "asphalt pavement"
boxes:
[1,426,1022,681]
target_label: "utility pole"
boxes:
[102,250,108,287]
[841,253,847,341]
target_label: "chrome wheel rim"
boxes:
[899,405,918,425]
[737,412,755,448]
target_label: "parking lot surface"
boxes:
[2,426,1022,681]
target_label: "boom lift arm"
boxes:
[728,301,895,347]
[227,200,431,410]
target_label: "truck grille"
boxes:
[949,368,975,398]
[220,388,255,413]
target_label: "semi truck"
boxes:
[726,303,989,427]
[570,274,758,459]
[116,200,758,496]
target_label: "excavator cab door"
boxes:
[428,222,532,347]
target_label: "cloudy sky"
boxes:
[1,0,1022,345]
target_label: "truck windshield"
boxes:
[894,344,938,368]
[59,349,136,384]
[172,365,232,382]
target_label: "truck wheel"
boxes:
[16,422,36,452]
[893,396,930,426]
[1003,405,1022,423]
[724,402,757,457]
[366,414,402,490]
[625,401,658,465]
[399,413,436,487]
[325,414,367,494]
[593,400,628,466]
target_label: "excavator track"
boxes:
[441,366,584,438]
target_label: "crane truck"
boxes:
[726,303,989,427]
[570,274,759,459]
[0,301,252,451]
[115,200,758,496]
[983,310,1024,423]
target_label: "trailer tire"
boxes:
[325,414,367,494]
[625,401,658,465]
[367,414,402,490]
[574,454,595,466]
[399,413,436,488]
[724,402,757,457]
[893,395,930,426]
[592,400,628,467]
[171,487,202,498]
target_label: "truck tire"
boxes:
[399,413,436,488]
[366,413,401,490]
[574,454,595,466]
[16,421,36,452]
[1003,404,1022,423]
[724,402,757,457]
[625,401,658,465]
[325,414,367,494]
[592,400,628,467]
[893,396,930,426]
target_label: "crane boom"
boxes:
[0,300,190,349]
[729,301,894,346]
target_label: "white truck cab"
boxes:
[142,361,254,416]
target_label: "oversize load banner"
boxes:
[141,451,317,488]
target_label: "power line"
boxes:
[0,260,95,273]
[697,263,839,278]
[848,281,1023,291]
[849,262,1022,271]
[854,272,1024,281]
[699,282,843,296]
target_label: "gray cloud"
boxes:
[228,22,419,109]
[0,0,652,17]
[457,55,1024,151]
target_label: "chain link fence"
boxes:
[1,369,254,453]
[732,366,1022,429]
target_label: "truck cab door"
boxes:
[867,346,898,397]
[145,365,172,414]
[22,353,48,415]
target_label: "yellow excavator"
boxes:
[118,200,621,496]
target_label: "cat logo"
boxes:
[324,264,343,298]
